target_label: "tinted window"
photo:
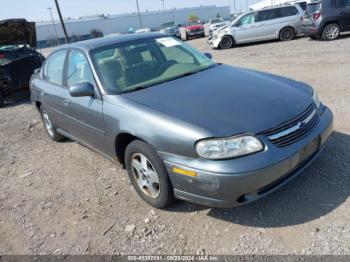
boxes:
[306,3,321,14]
[238,13,256,26]
[297,2,307,11]
[278,6,299,17]
[338,0,350,7]
[67,50,94,87]
[257,9,277,22]
[44,50,66,85]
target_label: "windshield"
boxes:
[187,21,201,26]
[0,45,31,65]
[92,36,215,94]
[160,22,175,29]
[211,19,224,24]
[306,3,321,14]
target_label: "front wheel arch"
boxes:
[219,35,235,49]
[115,132,147,167]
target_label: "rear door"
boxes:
[255,8,280,40]
[40,49,68,127]
[61,48,107,153]
[339,0,350,30]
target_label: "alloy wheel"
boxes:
[42,110,54,137]
[325,25,339,40]
[131,153,160,198]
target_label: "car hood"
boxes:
[122,65,314,137]
[0,19,37,48]
[185,25,203,30]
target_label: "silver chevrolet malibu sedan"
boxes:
[30,33,333,208]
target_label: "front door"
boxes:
[233,12,259,44]
[61,49,107,153]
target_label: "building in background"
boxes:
[36,5,230,48]
[249,0,314,10]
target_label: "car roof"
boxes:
[55,32,165,52]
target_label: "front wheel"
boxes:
[219,36,234,49]
[40,105,65,142]
[322,23,340,41]
[279,27,295,41]
[125,140,175,209]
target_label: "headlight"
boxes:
[196,135,264,160]
[313,90,321,109]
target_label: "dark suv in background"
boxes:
[302,0,350,40]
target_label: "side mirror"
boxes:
[203,52,213,59]
[69,82,94,97]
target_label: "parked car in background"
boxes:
[208,5,304,49]
[159,22,181,38]
[208,18,229,37]
[30,33,333,209]
[0,19,44,107]
[302,0,350,40]
[184,20,206,40]
[136,28,151,34]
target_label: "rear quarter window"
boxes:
[257,9,278,22]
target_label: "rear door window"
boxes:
[257,9,278,22]
[43,50,67,85]
[278,6,299,17]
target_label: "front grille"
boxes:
[190,29,203,33]
[260,104,319,147]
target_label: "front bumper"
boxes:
[208,36,222,48]
[162,107,333,208]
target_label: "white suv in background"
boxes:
[208,5,304,49]
[208,18,229,36]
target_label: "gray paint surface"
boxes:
[30,33,333,207]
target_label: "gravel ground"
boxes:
[1,35,350,255]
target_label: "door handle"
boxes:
[63,99,70,106]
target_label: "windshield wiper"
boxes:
[121,85,150,94]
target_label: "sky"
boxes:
[1,0,259,22]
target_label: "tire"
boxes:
[279,27,295,41]
[39,105,65,142]
[310,35,319,40]
[186,35,190,41]
[322,23,340,41]
[219,36,234,49]
[125,140,175,209]
[0,92,4,108]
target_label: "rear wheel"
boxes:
[125,140,175,209]
[219,36,234,49]
[322,23,340,41]
[40,105,65,142]
[279,27,295,41]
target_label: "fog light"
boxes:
[172,167,197,177]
